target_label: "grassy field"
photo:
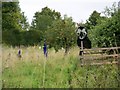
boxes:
[2,46,119,88]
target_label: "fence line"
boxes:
[84,47,120,51]
[80,47,120,65]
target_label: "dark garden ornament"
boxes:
[76,25,87,56]
[76,26,87,40]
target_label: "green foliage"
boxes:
[0,2,2,44]
[85,10,107,31]
[2,29,21,46]
[45,15,76,52]
[2,2,30,46]
[20,12,29,31]
[30,7,61,38]
[86,10,101,28]
[30,7,76,52]
[2,2,22,31]
[86,2,120,47]
[103,2,118,17]
[2,1,120,49]
[20,30,41,46]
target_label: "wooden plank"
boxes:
[81,54,120,60]
[83,47,120,55]
[81,61,118,66]
[84,47,120,51]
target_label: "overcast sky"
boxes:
[19,0,119,25]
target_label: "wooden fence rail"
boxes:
[84,47,120,51]
[80,47,120,65]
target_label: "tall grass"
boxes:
[0,45,2,89]
[2,46,119,88]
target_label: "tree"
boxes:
[45,15,76,53]
[30,7,61,44]
[20,12,29,31]
[85,10,107,31]
[88,2,120,48]
[2,2,22,31]
[103,2,118,17]
[2,2,29,46]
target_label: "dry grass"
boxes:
[2,46,119,88]
[2,46,79,69]
[0,45,2,89]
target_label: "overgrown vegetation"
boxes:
[2,2,120,52]
[86,3,120,47]
[2,47,119,88]
[1,1,120,88]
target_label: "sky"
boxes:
[19,0,119,25]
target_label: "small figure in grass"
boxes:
[43,40,48,58]
[17,47,22,58]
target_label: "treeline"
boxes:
[86,3,120,48]
[2,2,77,53]
[2,1,120,52]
